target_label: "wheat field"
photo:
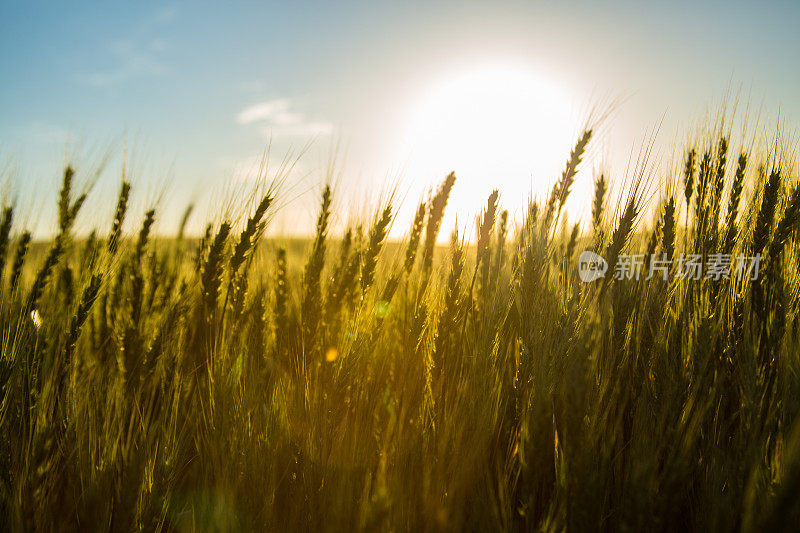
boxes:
[1,123,800,531]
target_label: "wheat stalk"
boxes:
[107,180,131,256]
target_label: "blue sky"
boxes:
[2,0,799,237]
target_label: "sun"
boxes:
[400,63,579,233]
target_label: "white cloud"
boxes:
[263,122,334,137]
[237,99,333,137]
[239,79,268,94]
[236,99,292,124]
[215,153,309,183]
[79,39,167,87]
[154,6,178,25]
[148,38,166,52]
[77,6,175,88]
[17,122,70,145]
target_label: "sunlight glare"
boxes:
[401,63,579,235]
